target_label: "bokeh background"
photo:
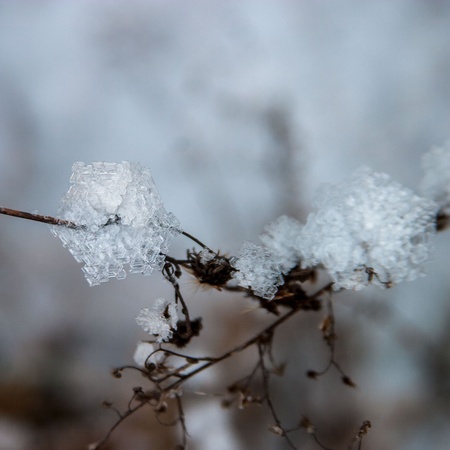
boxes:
[1,1,450,449]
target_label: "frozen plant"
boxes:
[51,162,181,286]
[297,166,438,290]
[231,241,284,300]
[230,216,303,300]
[1,147,448,450]
[136,298,179,343]
[420,140,450,214]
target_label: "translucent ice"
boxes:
[420,141,450,213]
[297,166,437,289]
[51,162,181,285]
[136,298,179,343]
[231,242,283,300]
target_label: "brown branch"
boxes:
[258,341,297,450]
[307,295,356,387]
[0,206,81,229]
[167,282,333,391]
[89,400,147,449]
[180,230,211,250]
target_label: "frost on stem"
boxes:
[51,162,181,286]
[297,166,437,290]
[231,242,284,300]
[420,141,450,213]
[136,298,178,343]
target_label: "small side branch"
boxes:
[306,295,356,387]
[180,230,211,250]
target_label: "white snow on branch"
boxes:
[51,162,181,286]
[133,341,163,368]
[297,166,438,290]
[136,298,179,343]
[259,215,303,273]
[231,242,284,300]
[230,217,303,300]
[420,140,450,213]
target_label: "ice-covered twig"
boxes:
[50,162,182,285]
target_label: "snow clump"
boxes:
[136,298,179,343]
[259,215,303,273]
[231,242,284,300]
[51,162,181,286]
[133,341,164,368]
[297,166,437,289]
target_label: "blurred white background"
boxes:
[0,1,450,449]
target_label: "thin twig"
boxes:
[180,230,212,250]
[258,341,297,450]
[167,282,333,391]
[91,401,147,449]
[175,395,188,449]
[0,206,81,229]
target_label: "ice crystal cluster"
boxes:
[231,216,303,300]
[51,162,181,286]
[225,166,439,298]
[231,242,284,300]
[136,298,178,343]
[420,141,450,213]
[297,167,438,289]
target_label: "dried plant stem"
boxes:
[90,401,147,450]
[0,206,210,253]
[258,341,297,450]
[180,230,211,250]
[168,282,333,391]
[0,206,80,229]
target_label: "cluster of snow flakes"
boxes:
[259,215,303,273]
[420,141,450,213]
[231,216,303,300]
[51,162,181,286]
[231,242,284,300]
[133,341,163,367]
[297,166,438,290]
[135,298,179,343]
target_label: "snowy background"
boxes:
[0,1,450,449]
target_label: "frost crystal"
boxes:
[259,215,303,273]
[133,341,163,368]
[51,162,181,286]
[231,242,283,300]
[136,298,178,343]
[297,166,437,290]
[420,141,450,213]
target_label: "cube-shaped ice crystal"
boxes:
[51,162,181,285]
